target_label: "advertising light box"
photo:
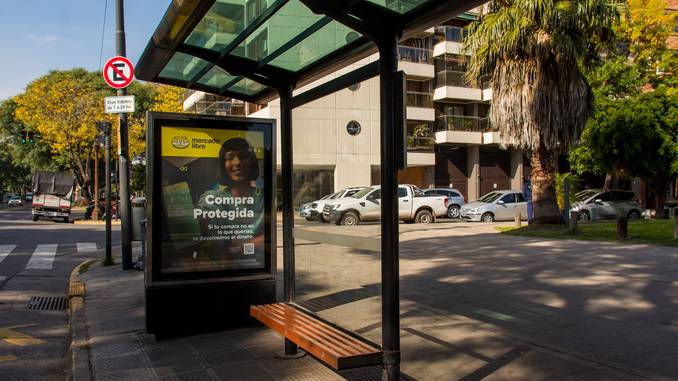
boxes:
[146,112,276,285]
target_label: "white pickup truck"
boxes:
[323,184,449,225]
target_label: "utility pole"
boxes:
[116,0,132,269]
[97,122,113,266]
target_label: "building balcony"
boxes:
[433,70,492,102]
[434,115,494,145]
[406,91,435,121]
[398,46,434,79]
[433,26,466,57]
[407,136,435,153]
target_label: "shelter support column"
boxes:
[279,86,302,357]
[377,35,401,381]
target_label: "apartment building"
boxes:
[183,6,527,205]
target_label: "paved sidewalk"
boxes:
[72,250,347,381]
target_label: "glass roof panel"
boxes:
[184,0,281,52]
[196,65,238,88]
[158,52,210,82]
[267,20,362,72]
[228,78,266,96]
[366,0,429,14]
[231,0,323,62]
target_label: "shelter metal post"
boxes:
[279,85,303,357]
[377,34,401,381]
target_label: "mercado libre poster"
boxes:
[159,124,269,275]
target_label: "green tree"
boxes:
[464,0,622,224]
[574,90,677,215]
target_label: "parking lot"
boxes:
[283,219,678,380]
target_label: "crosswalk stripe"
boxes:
[26,244,57,270]
[77,243,97,252]
[0,245,16,265]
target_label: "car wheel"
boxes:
[578,210,590,221]
[32,215,39,222]
[481,213,494,223]
[627,210,641,220]
[447,205,460,218]
[415,210,433,224]
[62,217,69,223]
[340,212,359,226]
[305,217,313,221]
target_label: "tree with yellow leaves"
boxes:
[15,69,114,201]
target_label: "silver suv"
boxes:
[422,188,465,218]
[571,189,641,220]
[460,190,527,222]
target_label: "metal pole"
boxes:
[93,143,100,221]
[116,0,132,269]
[378,35,400,381]
[105,131,112,265]
[563,177,570,225]
[279,85,303,358]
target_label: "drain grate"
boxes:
[26,296,68,311]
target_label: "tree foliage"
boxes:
[11,68,183,198]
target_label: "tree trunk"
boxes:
[654,178,667,219]
[603,173,614,191]
[530,144,563,225]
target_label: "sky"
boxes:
[0,0,171,101]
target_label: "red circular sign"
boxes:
[103,56,135,89]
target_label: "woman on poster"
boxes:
[196,137,265,265]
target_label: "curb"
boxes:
[73,220,121,225]
[67,259,95,381]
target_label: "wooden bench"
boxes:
[250,303,382,370]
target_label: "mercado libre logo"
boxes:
[171,136,190,149]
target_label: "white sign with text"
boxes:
[104,95,136,114]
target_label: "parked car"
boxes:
[299,187,367,222]
[323,184,449,226]
[460,190,527,222]
[422,188,465,218]
[8,196,23,207]
[24,192,33,202]
[571,189,641,220]
[3,194,16,203]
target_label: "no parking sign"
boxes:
[103,56,134,89]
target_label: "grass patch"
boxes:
[497,219,677,247]
[78,261,92,274]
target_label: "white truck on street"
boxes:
[31,171,75,223]
[323,184,449,226]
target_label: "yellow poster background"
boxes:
[161,126,265,159]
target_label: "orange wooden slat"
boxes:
[250,303,382,370]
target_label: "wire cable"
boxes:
[98,0,109,68]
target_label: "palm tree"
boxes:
[464,0,622,224]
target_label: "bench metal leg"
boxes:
[277,338,306,359]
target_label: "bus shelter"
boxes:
[137,1,480,379]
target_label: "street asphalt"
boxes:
[0,206,120,380]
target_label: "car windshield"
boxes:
[321,193,335,200]
[573,190,599,202]
[478,192,502,203]
[329,191,344,199]
[351,188,375,199]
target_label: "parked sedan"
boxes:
[460,190,527,222]
[422,188,465,218]
[8,196,23,207]
[571,189,642,220]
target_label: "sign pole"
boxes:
[116,0,133,270]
